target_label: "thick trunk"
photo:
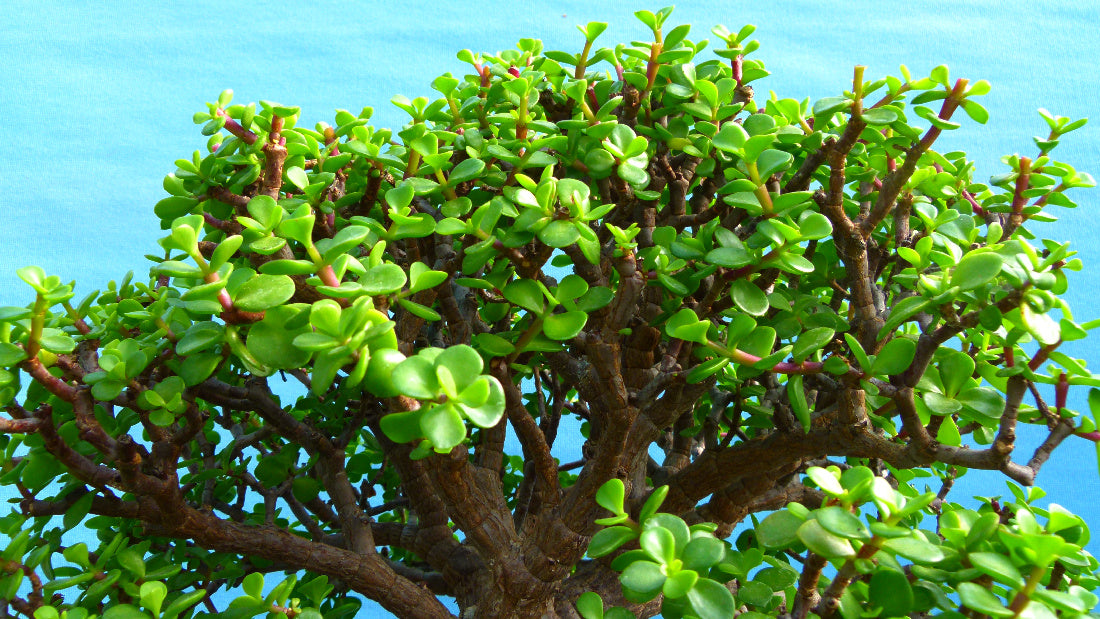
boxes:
[455,561,663,619]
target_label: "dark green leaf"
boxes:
[620,560,665,601]
[868,569,913,617]
[706,246,752,268]
[575,592,604,619]
[871,337,916,376]
[686,577,736,619]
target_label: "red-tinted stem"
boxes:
[216,108,258,145]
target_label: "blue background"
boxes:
[2,2,1098,616]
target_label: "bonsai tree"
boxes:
[3,7,1100,618]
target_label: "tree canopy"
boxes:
[2,7,1099,619]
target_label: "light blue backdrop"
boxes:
[2,2,1098,616]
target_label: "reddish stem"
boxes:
[216,108,258,145]
[1056,372,1069,412]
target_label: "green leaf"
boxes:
[409,263,448,293]
[321,225,370,263]
[448,158,485,184]
[233,274,295,312]
[435,344,484,389]
[139,581,167,616]
[617,162,649,186]
[259,259,318,276]
[939,349,976,397]
[951,252,1002,291]
[756,149,793,179]
[639,486,669,523]
[788,374,810,432]
[843,332,871,371]
[881,295,931,334]
[861,107,899,126]
[868,569,913,617]
[286,166,309,191]
[812,96,850,117]
[360,263,407,295]
[596,479,626,515]
[663,569,698,599]
[101,605,150,619]
[420,403,467,450]
[961,99,990,124]
[796,519,856,559]
[798,212,832,239]
[870,337,916,376]
[815,506,871,540]
[543,311,588,340]
[712,122,749,153]
[538,220,582,248]
[957,582,1013,617]
[154,196,199,220]
[666,308,711,344]
[686,576,736,619]
[575,592,605,619]
[882,536,946,564]
[791,327,833,362]
[681,536,726,572]
[706,245,752,268]
[806,466,844,496]
[968,552,1024,587]
[242,571,265,598]
[176,322,224,356]
[391,355,440,399]
[621,560,665,601]
[386,181,416,210]
[503,279,546,314]
[248,305,312,369]
[0,343,27,367]
[152,260,203,279]
[729,280,769,316]
[756,510,803,549]
[640,527,677,564]
[379,410,422,443]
